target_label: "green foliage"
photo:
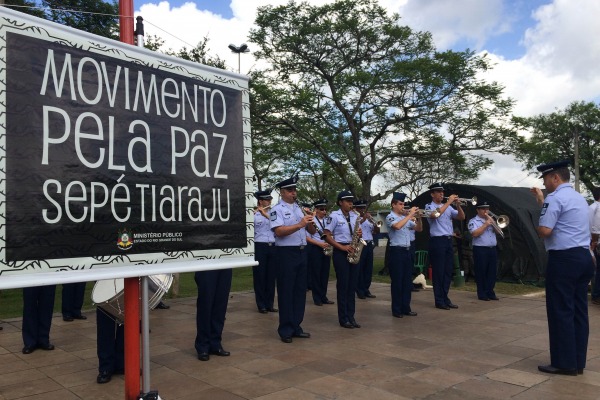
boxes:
[2,0,45,18]
[249,0,518,201]
[40,0,119,40]
[144,34,227,70]
[513,101,600,192]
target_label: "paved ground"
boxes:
[1,283,599,400]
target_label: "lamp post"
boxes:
[228,43,249,73]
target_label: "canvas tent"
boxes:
[410,184,547,283]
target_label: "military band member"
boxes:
[22,285,56,354]
[531,161,594,376]
[323,190,362,329]
[589,187,600,305]
[467,201,499,301]
[404,201,423,275]
[425,182,465,310]
[270,176,316,343]
[386,192,419,318]
[253,189,278,314]
[355,200,379,299]
[62,282,87,321]
[306,198,334,306]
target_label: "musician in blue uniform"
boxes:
[404,201,423,281]
[467,201,500,301]
[323,190,362,329]
[425,183,465,310]
[589,187,600,305]
[270,176,316,343]
[355,200,379,299]
[21,285,56,354]
[96,307,124,384]
[386,192,419,318]
[531,161,594,376]
[62,282,88,321]
[306,198,334,306]
[253,189,278,314]
[195,267,232,360]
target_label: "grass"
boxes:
[0,258,545,320]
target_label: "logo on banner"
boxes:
[117,229,133,250]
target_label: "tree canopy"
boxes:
[249,0,518,201]
[514,101,600,193]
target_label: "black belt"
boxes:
[338,242,350,245]
[432,235,452,239]
[391,245,410,250]
[278,245,306,250]
[474,245,495,248]
[256,242,275,246]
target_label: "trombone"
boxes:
[444,196,477,206]
[487,210,509,238]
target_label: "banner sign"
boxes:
[0,8,254,277]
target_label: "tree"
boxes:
[249,0,518,202]
[513,101,600,193]
[2,0,45,18]
[40,0,119,39]
[144,35,227,70]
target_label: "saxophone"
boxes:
[347,211,367,264]
[314,217,333,256]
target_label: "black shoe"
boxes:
[357,294,366,299]
[22,346,35,354]
[38,343,55,351]
[97,371,112,384]
[404,311,417,316]
[62,316,74,322]
[578,368,584,374]
[323,300,334,304]
[314,302,323,306]
[281,337,292,343]
[156,302,170,309]
[267,308,278,312]
[340,322,354,329]
[537,364,577,376]
[258,308,268,314]
[365,293,376,298]
[392,313,403,318]
[447,303,459,309]
[478,298,490,301]
[198,352,210,361]
[350,320,361,328]
[436,305,450,310]
[210,348,230,357]
[73,314,87,320]
[293,332,311,338]
[489,297,499,301]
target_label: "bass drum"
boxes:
[92,274,173,322]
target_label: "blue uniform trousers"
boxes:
[253,242,277,310]
[62,282,87,318]
[333,248,359,325]
[428,236,454,307]
[276,247,307,338]
[194,269,232,354]
[545,247,594,370]
[591,249,600,300]
[473,246,498,300]
[308,243,331,304]
[356,242,374,297]
[96,308,124,373]
[410,240,416,272]
[388,247,413,315]
[22,285,56,348]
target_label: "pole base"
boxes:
[137,391,160,400]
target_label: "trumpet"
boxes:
[444,196,477,206]
[365,214,383,228]
[487,210,509,239]
[415,208,441,218]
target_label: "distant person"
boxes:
[355,200,379,299]
[96,307,124,384]
[62,282,87,321]
[306,198,334,306]
[590,187,600,305]
[467,201,500,301]
[425,183,465,310]
[253,189,278,314]
[531,161,594,376]
[22,285,56,354]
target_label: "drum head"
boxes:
[92,279,125,303]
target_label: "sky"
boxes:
[132,0,600,190]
